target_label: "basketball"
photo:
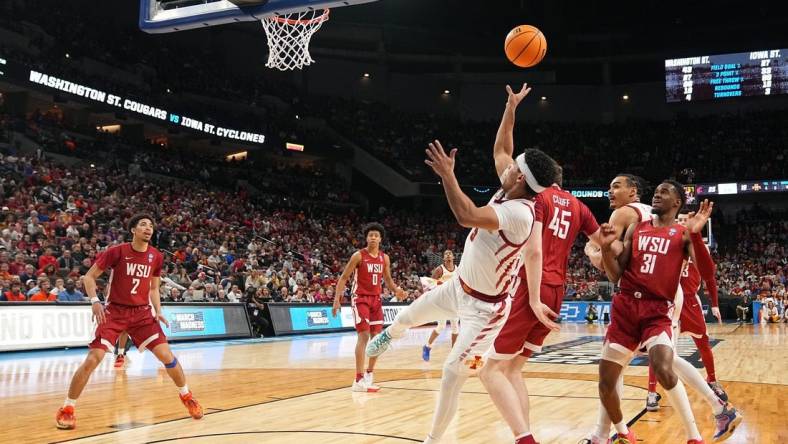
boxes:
[504,25,547,68]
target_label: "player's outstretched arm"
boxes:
[383,254,406,300]
[493,83,531,177]
[333,251,361,317]
[524,221,559,331]
[425,140,501,231]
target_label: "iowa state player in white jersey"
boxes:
[56,214,203,430]
[367,83,559,444]
[421,250,459,362]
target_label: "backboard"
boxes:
[139,0,377,33]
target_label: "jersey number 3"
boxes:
[548,208,571,239]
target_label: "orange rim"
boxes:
[269,9,329,25]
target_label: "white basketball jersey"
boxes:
[457,192,535,296]
[438,264,456,284]
[626,202,654,222]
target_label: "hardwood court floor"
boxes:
[0,323,785,443]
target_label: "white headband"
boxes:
[515,153,546,193]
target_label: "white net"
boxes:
[261,9,329,71]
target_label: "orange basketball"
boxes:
[504,25,547,68]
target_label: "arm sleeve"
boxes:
[579,202,600,236]
[690,231,719,306]
[94,246,120,271]
[493,201,534,240]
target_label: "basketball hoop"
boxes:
[261,9,329,71]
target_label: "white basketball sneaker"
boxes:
[363,372,380,392]
[351,377,380,393]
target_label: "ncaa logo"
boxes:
[669,228,677,236]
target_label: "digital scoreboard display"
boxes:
[665,49,787,102]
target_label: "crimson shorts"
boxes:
[605,292,675,352]
[89,304,167,353]
[352,294,383,334]
[679,293,708,338]
[491,283,564,359]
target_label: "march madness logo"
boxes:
[305,310,330,327]
[170,312,206,333]
[529,336,721,366]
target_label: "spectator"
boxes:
[29,279,56,301]
[736,294,751,323]
[3,281,26,301]
[762,299,781,323]
[38,247,58,271]
[57,249,75,271]
[50,278,66,296]
[57,279,85,301]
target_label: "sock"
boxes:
[428,361,470,440]
[647,364,658,393]
[693,335,717,383]
[664,382,702,440]
[593,400,611,439]
[355,373,364,382]
[366,369,373,374]
[64,398,77,408]
[613,421,629,435]
[672,355,725,415]
[178,385,190,396]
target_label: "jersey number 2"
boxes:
[548,208,571,239]
[131,278,140,294]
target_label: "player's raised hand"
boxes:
[685,199,714,233]
[597,223,618,248]
[505,83,532,108]
[424,140,457,178]
[91,301,106,324]
[531,301,560,332]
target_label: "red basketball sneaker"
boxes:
[114,354,126,369]
[56,405,76,429]
[179,392,204,419]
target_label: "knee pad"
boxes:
[164,356,178,369]
[600,341,634,367]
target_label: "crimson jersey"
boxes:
[681,259,701,297]
[95,243,164,306]
[352,248,385,296]
[620,221,687,301]
[520,185,599,285]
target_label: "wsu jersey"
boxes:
[458,191,534,300]
[525,185,599,285]
[620,221,687,301]
[352,248,385,296]
[95,243,164,306]
[438,264,456,284]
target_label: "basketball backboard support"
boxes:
[139,0,377,33]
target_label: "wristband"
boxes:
[90,297,100,304]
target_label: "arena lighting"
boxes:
[225,151,248,161]
[166,88,171,93]
[443,89,450,95]
[65,53,70,59]
[541,96,547,101]
[622,94,630,100]
[363,73,370,78]
[286,142,304,152]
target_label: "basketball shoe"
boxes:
[712,402,742,442]
[363,372,380,391]
[366,328,392,357]
[351,378,380,393]
[422,345,431,361]
[708,381,728,402]
[646,392,661,411]
[687,440,705,444]
[114,354,127,368]
[611,431,636,444]
[179,391,204,419]
[55,405,76,429]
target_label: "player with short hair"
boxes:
[332,222,406,392]
[56,214,203,430]
[366,83,559,444]
[482,161,602,443]
[421,250,459,362]
[646,210,728,411]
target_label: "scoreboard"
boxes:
[665,49,787,102]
